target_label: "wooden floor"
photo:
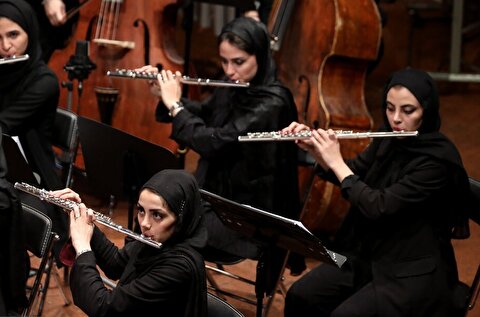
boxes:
[34,1,480,316]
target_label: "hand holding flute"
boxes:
[282,122,354,182]
[51,188,95,255]
[135,65,184,117]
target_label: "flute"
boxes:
[14,182,162,249]
[0,54,29,65]
[238,130,419,142]
[106,69,250,88]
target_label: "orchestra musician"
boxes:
[0,0,69,262]
[52,169,208,317]
[282,68,470,317]
[0,132,28,315]
[137,16,305,274]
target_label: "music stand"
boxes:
[200,189,347,317]
[2,134,39,186]
[77,116,180,229]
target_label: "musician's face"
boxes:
[386,85,424,133]
[137,189,177,243]
[219,40,258,83]
[0,18,28,58]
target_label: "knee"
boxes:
[284,282,309,316]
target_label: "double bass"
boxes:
[48,0,187,154]
[269,0,381,238]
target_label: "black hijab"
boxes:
[136,169,207,317]
[0,0,42,92]
[382,67,440,133]
[376,68,470,237]
[219,16,275,87]
[140,169,207,249]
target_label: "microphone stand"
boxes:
[63,40,96,114]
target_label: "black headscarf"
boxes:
[0,0,42,91]
[377,67,470,237]
[137,169,207,317]
[382,67,440,133]
[140,169,207,249]
[218,16,276,88]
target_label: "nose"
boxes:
[139,215,151,230]
[0,38,11,53]
[393,110,402,123]
[224,62,235,77]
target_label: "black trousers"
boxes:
[285,261,377,317]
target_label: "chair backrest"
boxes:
[52,108,78,152]
[21,202,57,317]
[52,108,79,187]
[207,292,244,317]
[22,202,54,258]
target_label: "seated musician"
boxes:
[0,0,69,264]
[138,16,305,274]
[52,169,208,316]
[282,68,470,317]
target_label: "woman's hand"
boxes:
[50,187,82,203]
[135,65,162,97]
[51,188,94,252]
[282,122,325,165]
[157,70,182,110]
[282,123,353,181]
[310,129,353,182]
[43,0,67,26]
[69,203,95,253]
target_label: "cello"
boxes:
[48,0,187,154]
[269,0,381,238]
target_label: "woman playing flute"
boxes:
[283,68,470,317]
[52,169,208,317]
[137,16,305,275]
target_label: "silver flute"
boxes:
[238,130,419,142]
[0,54,29,65]
[106,69,250,88]
[14,182,162,249]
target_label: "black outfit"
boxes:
[0,131,28,315]
[0,0,68,262]
[70,170,208,317]
[284,68,470,317]
[156,17,300,259]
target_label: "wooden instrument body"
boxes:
[48,0,186,153]
[271,0,381,237]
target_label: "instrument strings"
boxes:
[106,69,250,88]
[14,182,162,249]
[238,130,419,142]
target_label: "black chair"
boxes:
[22,202,59,317]
[461,177,480,316]
[52,108,79,188]
[201,191,290,317]
[204,248,288,314]
[207,292,245,317]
